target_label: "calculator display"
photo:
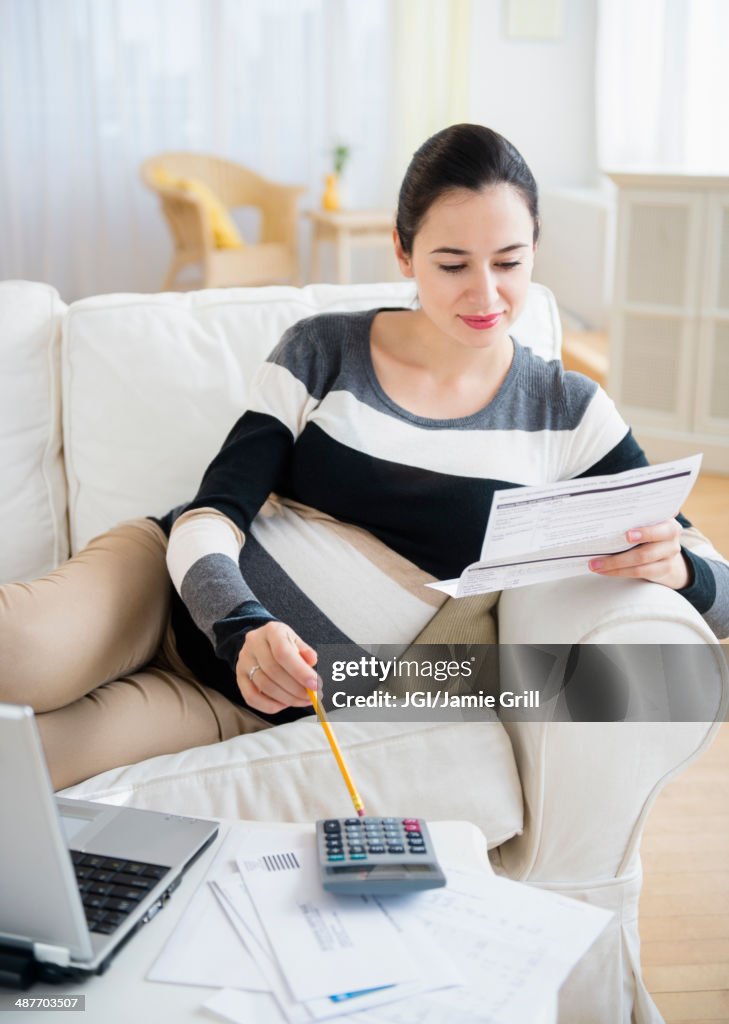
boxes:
[325,864,435,875]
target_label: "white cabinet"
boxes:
[607,172,729,473]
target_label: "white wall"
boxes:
[465,1,612,328]
[535,185,615,329]
[467,0,599,189]
[0,0,607,304]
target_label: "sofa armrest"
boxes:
[497,572,719,646]
[494,576,728,883]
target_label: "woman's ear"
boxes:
[393,229,414,279]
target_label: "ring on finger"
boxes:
[248,663,262,684]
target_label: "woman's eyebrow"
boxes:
[429,243,530,255]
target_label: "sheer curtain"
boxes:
[0,0,394,299]
[391,0,472,185]
[596,0,729,172]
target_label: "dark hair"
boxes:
[395,124,540,255]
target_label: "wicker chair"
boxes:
[141,153,306,290]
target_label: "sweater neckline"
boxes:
[359,306,524,428]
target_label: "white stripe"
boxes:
[167,514,242,594]
[681,527,729,569]
[559,387,628,478]
[310,390,576,483]
[247,362,627,485]
[247,362,319,439]
[250,505,438,646]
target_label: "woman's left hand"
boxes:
[589,519,691,590]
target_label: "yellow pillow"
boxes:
[151,167,244,249]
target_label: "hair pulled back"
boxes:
[395,124,540,255]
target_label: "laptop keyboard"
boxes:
[70,851,170,935]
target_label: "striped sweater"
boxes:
[155,307,729,716]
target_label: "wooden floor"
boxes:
[562,330,729,1022]
[640,474,729,1023]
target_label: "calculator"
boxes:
[316,817,447,896]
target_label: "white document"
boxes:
[429,454,702,595]
[350,868,612,1024]
[206,987,289,1024]
[210,872,462,1022]
[234,841,422,1002]
[146,827,269,991]
[210,873,311,1024]
[206,864,611,1024]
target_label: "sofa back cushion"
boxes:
[0,282,68,581]
[62,281,561,553]
[59,717,524,852]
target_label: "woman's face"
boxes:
[394,184,536,352]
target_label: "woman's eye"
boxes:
[496,261,522,270]
[439,264,466,274]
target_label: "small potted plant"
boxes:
[321,142,351,211]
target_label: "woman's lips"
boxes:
[459,313,502,330]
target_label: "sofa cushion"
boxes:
[59,718,524,851]
[62,283,412,552]
[0,281,68,582]
[62,281,561,553]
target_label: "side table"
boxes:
[306,209,395,283]
[0,820,558,1024]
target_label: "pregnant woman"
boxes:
[2,124,727,788]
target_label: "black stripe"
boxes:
[678,548,717,614]
[284,423,521,580]
[184,410,293,534]
[212,598,278,669]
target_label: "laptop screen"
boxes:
[0,704,94,961]
[59,812,93,845]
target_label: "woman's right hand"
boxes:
[236,622,318,714]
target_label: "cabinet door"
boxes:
[609,189,704,431]
[694,191,729,436]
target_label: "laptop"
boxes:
[0,703,218,987]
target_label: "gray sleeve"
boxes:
[677,526,729,640]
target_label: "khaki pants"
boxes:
[0,519,267,790]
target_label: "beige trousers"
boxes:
[0,518,268,790]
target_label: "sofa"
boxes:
[2,278,727,1024]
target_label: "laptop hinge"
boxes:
[32,942,71,967]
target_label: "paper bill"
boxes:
[429,454,701,595]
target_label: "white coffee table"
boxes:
[1,820,557,1023]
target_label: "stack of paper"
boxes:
[147,825,612,1023]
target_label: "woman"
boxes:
[2,124,727,788]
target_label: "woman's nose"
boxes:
[466,268,499,307]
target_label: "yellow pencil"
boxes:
[306,686,366,818]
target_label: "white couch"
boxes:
[2,278,726,1024]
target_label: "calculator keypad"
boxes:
[319,817,430,862]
